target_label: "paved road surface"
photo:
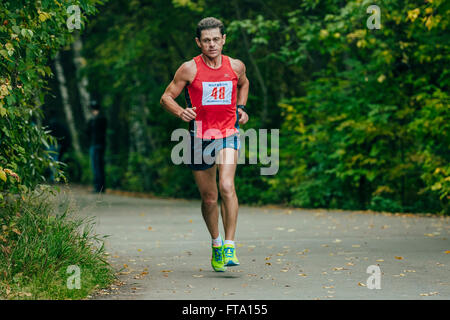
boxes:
[60,185,450,300]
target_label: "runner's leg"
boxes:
[192,165,220,239]
[217,148,239,241]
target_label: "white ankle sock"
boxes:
[224,240,235,247]
[212,235,222,247]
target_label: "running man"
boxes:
[160,17,249,272]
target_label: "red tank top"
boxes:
[185,54,239,139]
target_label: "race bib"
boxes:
[202,81,233,106]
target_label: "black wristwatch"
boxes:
[237,105,248,113]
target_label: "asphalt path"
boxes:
[60,185,450,300]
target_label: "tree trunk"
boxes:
[54,52,82,158]
[72,33,91,123]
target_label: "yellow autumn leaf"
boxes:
[407,8,420,22]
[38,11,51,22]
[395,256,404,260]
[377,74,386,83]
[319,29,329,39]
[0,169,6,182]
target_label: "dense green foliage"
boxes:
[75,0,448,213]
[0,0,115,299]
[0,0,101,196]
[273,0,450,213]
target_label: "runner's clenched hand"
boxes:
[179,107,197,122]
[238,108,248,125]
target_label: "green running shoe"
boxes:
[224,244,240,266]
[211,244,227,272]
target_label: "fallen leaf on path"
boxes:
[275,227,285,231]
[395,256,404,260]
[352,245,360,248]
[192,274,203,278]
[358,282,366,287]
[288,229,296,232]
[376,259,384,262]
[148,227,153,231]
[323,285,334,289]
[444,250,450,254]
[298,273,307,277]
[333,239,342,243]
[420,292,439,296]
[161,270,173,273]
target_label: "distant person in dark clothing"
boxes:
[47,118,71,183]
[87,100,107,193]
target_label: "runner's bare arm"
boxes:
[230,58,249,124]
[160,60,197,122]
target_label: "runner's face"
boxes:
[196,28,225,59]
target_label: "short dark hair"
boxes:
[196,17,224,39]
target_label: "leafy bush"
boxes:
[0,184,115,299]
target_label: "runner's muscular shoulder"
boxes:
[175,59,197,86]
[229,57,247,84]
[164,60,197,98]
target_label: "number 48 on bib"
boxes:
[202,81,233,106]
